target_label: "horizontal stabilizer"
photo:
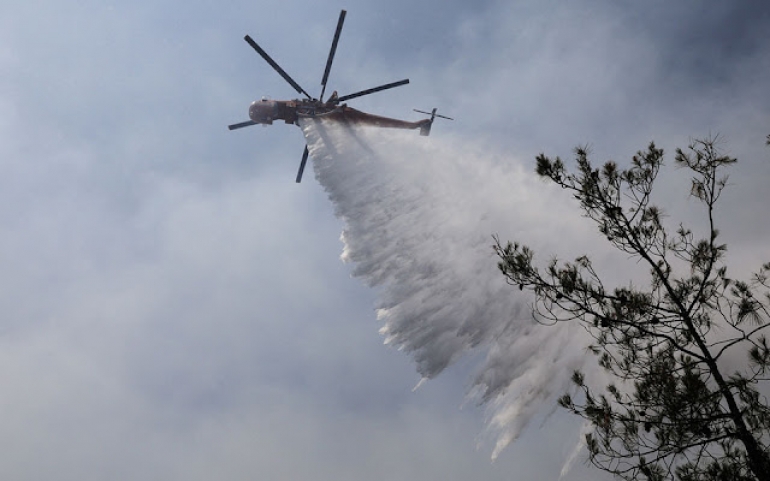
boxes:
[413,108,454,121]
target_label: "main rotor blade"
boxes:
[320,10,346,101]
[244,35,312,99]
[228,120,258,130]
[337,79,410,102]
[297,145,310,184]
[295,146,310,183]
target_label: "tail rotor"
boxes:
[413,108,453,136]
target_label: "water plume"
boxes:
[299,117,590,457]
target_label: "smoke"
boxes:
[299,117,593,457]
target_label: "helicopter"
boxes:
[228,9,452,183]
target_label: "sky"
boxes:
[1,1,770,480]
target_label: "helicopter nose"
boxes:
[249,100,272,124]
[248,101,259,121]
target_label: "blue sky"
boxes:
[1,1,769,480]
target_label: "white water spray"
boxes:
[300,117,591,457]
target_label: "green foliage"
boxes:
[495,138,770,480]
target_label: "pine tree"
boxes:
[495,138,770,480]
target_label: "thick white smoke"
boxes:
[300,117,592,457]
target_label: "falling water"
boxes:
[299,117,591,457]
